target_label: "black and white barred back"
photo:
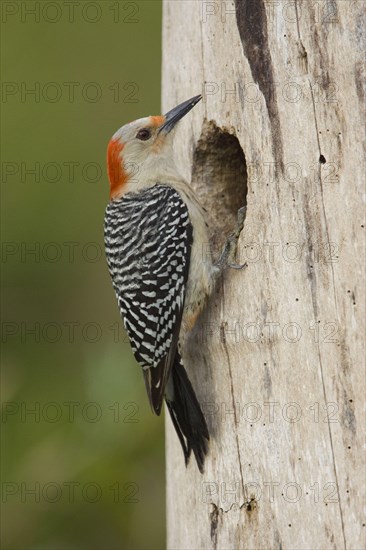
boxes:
[104,184,209,472]
[104,185,192,401]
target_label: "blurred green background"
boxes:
[1,1,165,548]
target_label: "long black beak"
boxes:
[159,94,202,134]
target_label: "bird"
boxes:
[104,95,245,473]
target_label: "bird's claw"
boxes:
[228,261,247,270]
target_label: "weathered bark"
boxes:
[162,1,365,549]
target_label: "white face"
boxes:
[107,95,202,198]
[112,115,173,164]
[112,116,159,143]
[107,115,176,198]
[112,116,168,156]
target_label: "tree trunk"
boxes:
[162,1,365,548]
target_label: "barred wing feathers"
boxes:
[104,184,193,414]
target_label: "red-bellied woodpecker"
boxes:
[104,95,245,473]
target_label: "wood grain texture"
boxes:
[162,1,365,548]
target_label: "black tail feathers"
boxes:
[165,355,209,474]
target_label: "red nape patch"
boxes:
[107,139,126,199]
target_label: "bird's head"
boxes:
[107,94,202,199]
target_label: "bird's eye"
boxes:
[136,128,151,141]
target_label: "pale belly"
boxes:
[181,192,216,332]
